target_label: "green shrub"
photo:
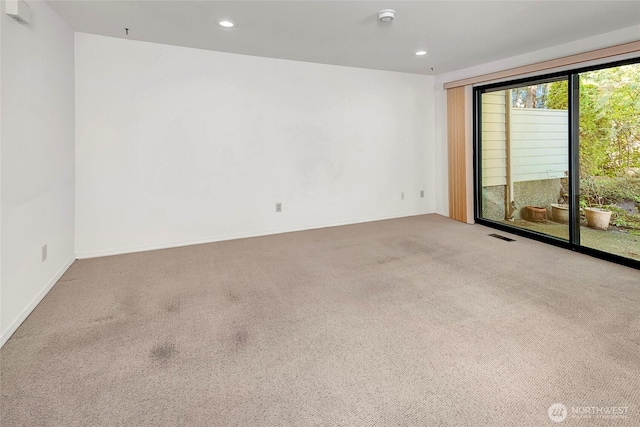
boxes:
[606,205,640,230]
[580,176,640,206]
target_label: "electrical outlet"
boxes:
[276,203,282,212]
[401,192,405,200]
[42,244,47,262]
[420,190,424,198]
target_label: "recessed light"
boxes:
[415,50,428,56]
[218,20,235,28]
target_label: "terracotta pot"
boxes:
[524,205,546,222]
[584,207,611,230]
[550,204,569,224]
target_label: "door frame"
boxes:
[473,57,640,270]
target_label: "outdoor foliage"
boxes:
[547,64,640,177]
[579,176,640,205]
[512,85,549,108]
[580,176,640,232]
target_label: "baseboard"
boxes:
[75,211,434,259]
[0,258,75,348]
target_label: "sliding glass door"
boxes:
[475,60,640,267]
[578,63,640,260]
[478,79,570,241]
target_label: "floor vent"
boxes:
[489,233,515,242]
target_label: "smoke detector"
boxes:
[378,9,395,23]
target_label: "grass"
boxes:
[607,205,640,230]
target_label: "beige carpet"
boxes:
[1,214,638,426]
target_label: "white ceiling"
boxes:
[48,1,640,75]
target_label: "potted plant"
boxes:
[585,206,612,230]
[524,205,547,222]
[550,203,569,224]
[582,177,612,230]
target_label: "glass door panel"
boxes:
[578,64,640,261]
[479,80,570,240]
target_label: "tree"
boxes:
[512,84,548,108]
[586,66,640,176]
[546,64,640,177]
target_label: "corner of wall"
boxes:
[0,0,76,347]
[0,259,74,347]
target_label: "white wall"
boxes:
[0,1,75,346]
[0,1,4,346]
[75,33,435,257]
[0,2,4,344]
[433,25,640,217]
